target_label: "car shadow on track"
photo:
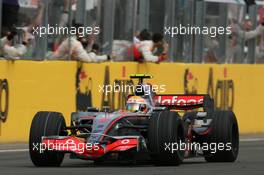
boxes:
[26,160,206,168]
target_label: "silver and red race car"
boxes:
[29,74,239,166]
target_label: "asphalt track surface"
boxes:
[0,139,263,175]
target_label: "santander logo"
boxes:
[154,95,204,106]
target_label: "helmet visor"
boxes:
[126,103,140,112]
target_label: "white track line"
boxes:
[0,149,28,153]
[240,138,264,142]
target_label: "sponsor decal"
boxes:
[184,68,234,110]
[207,67,234,110]
[76,64,93,111]
[154,95,204,106]
[0,79,9,135]
[100,66,134,110]
[98,117,109,123]
[77,65,134,111]
[0,79,8,123]
[184,69,198,94]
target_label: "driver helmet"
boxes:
[126,96,149,113]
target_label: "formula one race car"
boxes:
[29,74,239,166]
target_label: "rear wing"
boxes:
[154,94,214,111]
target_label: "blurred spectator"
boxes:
[52,0,77,51]
[0,28,29,59]
[0,2,45,59]
[133,31,141,44]
[133,29,168,63]
[255,7,264,62]
[227,16,264,63]
[49,24,109,62]
[91,43,100,54]
[112,40,133,61]
[204,36,219,63]
[244,23,264,41]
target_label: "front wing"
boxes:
[41,136,140,159]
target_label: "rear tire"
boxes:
[204,111,239,162]
[29,111,67,166]
[148,111,185,166]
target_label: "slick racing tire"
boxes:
[29,111,67,166]
[204,111,239,162]
[148,111,185,166]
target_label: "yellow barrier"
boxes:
[0,61,264,142]
[0,61,76,142]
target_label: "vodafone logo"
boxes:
[155,95,203,106]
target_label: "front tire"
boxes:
[29,111,67,166]
[204,111,239,162]
[148,111,185,166]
